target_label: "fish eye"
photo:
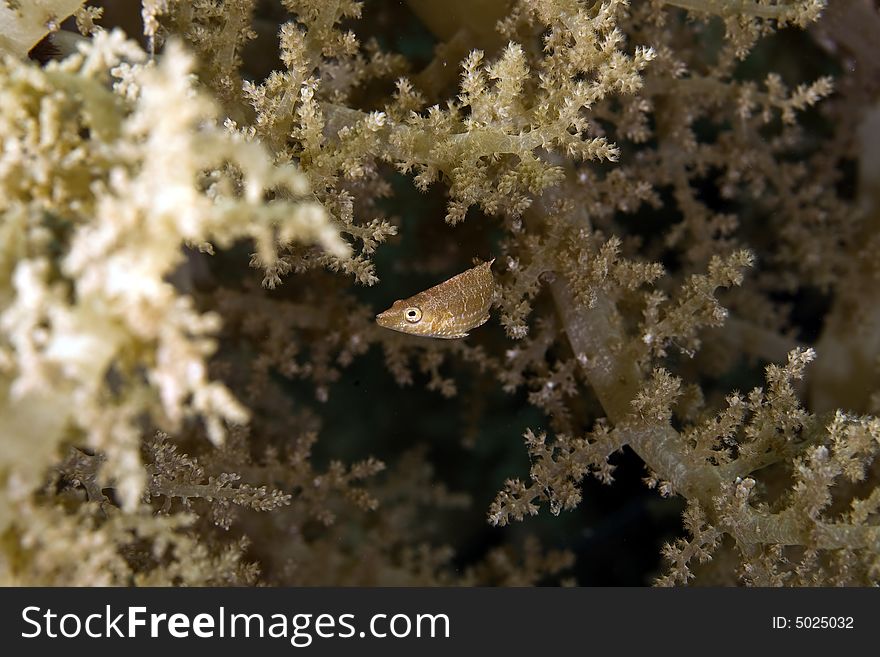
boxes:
[404,307,422,323]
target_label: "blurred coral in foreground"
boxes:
[1,0,878,585]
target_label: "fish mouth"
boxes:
[376,311,405,332]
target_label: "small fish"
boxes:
[376,260,495,339]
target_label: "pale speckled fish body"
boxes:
[375,260,495,339]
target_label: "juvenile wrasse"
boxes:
[375,260,495,339]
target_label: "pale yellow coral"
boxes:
[0,29,346,543]
[0,0,85,57]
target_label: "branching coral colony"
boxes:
[0,0,878,585]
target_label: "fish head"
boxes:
[376,297,436,336]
